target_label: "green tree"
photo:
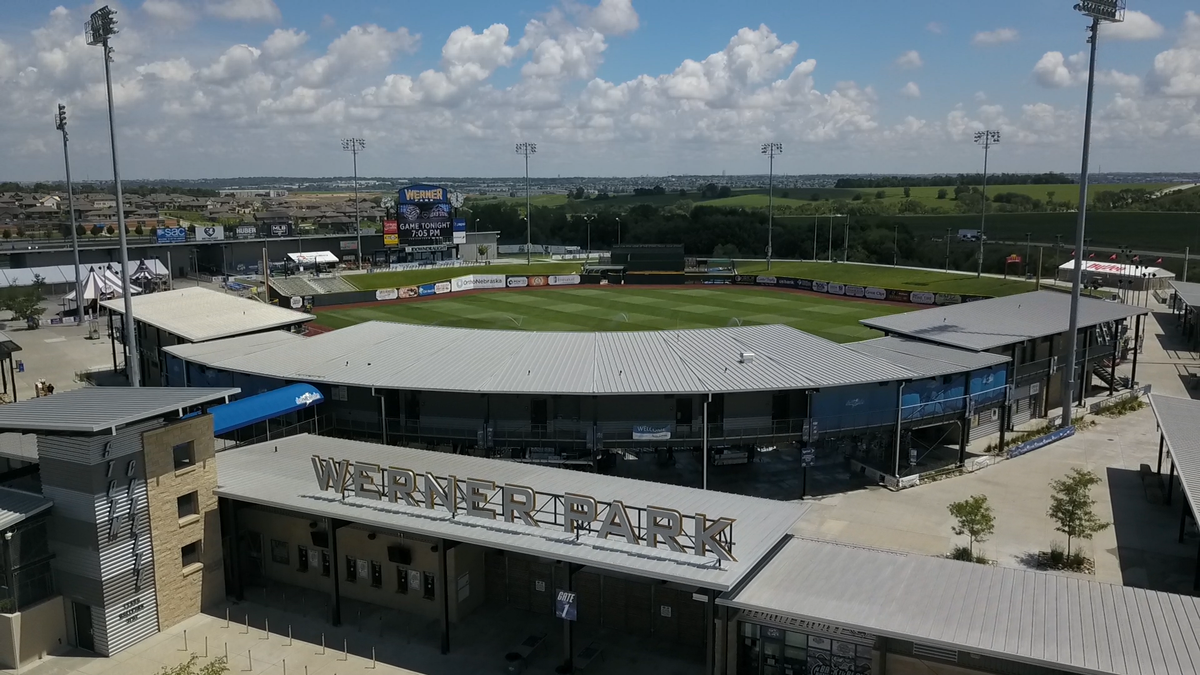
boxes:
[809,193,820,202]
[948,494,995,558]
[15,226,24,238]
[781,190,790,198]
[717,185,732,198]
[903,187,912,198]
[134,224,144,236]
[1,230,9,241]
[158,655,228,675]
[875,190,887,200]
[954,185,971,199]
[1047,468,1110,558]
[937,188,948,200]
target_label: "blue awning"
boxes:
[209,383,323,435]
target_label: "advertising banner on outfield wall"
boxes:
[528,276,548,287]
[865,287,886,300]
[418,284,437,297]
[156,227,187,244]
[451,276,473,292]
[434,281,452,294]
[506,276,529,288]
[376,288,399,301]
[911,292,935,305]
[732,273,993,307]
[548,274,580,286]
[399,286,418,298]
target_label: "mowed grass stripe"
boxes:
[311,287,910,341]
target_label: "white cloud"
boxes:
[262,28,308,59]
[587,0,639,36]
[206,0,281,23]
[660,25,798,102]
[895,50,922,69]
[320,14,336,30]
[521,27,607,80]
[198,44,261,84]
[1033,51,1140,92]
[972,28,1018,46]
[1033,51,1074,88]
[142,0,196,26]
[900,81,920,98]
[1148,12,1200,97]
[136,58,195,82]
[1101,11,1164,41]
[298,24,418,87]
[926,22,944,35]
[974,91,987,102]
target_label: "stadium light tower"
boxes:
[761,143,782,270]
[973,130,1000,279]
[341,138,366,268]
[55,104,84,327]
[516,142,536,264]
[1062,0,1126,428]
[86,5,139,387]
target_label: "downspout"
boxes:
[893,381,906,483]
[703,392,711,490]
[373,387,388,445]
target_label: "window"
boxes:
[321,550,330,577]
[172,441,195,470]
[345,556,357,583]
[370,561,382,588]
[297,545,308,572]
[270,539,289,565]
[396,568,408,594]
[177,492,199,520]
[181,541,201,568]
[422,571,436,599]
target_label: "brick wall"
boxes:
[142,415,225,629]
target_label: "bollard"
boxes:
[320,633,325,655]
[283,660,286,675]
[371,647,376,669]
[288,625,293,646]
[224,641,228,661]
[357,610,361,633]
[305,667,308,675]
[205,636,209,658]
[183,629,188,652]
[248,649,253,672]
[226,607,230,628]
[243,615,249,634]
[263,618,269,640]
[342,638,348,661]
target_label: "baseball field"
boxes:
[312,286,913,343]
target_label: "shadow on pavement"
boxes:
[1104,466,1196,594]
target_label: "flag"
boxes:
[1133,255,1140,262]
[1088,253,1095,259]
[1156,258,1163,264]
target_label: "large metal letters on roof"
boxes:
[312,455,737,562]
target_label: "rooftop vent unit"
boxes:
[739,351,756,364]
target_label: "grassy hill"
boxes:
[735,261,1034,297]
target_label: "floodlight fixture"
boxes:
[1074,0,1125,22]
[516,142,537,263]
[341,139,366,267]
[761,143,782,269]
[85,6,118,46]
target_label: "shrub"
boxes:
[950,545,974,561]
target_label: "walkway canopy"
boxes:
[286,251,338,265]
[209,383,323,435]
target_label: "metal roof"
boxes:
[0,488,52,530]
[1148,394,1200,523]
[216,434,808,591]
[0,387,239,433]
[163,330,306,362]
[846,337,1009,378]
[0,433,37,462]
[1169,280,1200,309]
[101,286,314,343]
[722,536,1200,675]
[860,291,1149,352]
[165,321,924,395]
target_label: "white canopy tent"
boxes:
[1056,260,1175,292]
[286,251,339,266]
[63,267,142,306]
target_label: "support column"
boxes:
[327,518,342,626]
[439,539,450,655]
[1194,538,1200,595]
[705,589,716,675]
[997,392,1008,458]
[1131,314,1142,386]
[1180,501,1190,544]
[109,312,117,374]
[1168,460,1176,506]
[221,498,244,601]
[1109,338,1118,395]
[1078,328,1090,405]
[959,373,974,464]
[559,562,580,674]
[1158,434,1166,475]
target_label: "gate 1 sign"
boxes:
[555,590,577,621]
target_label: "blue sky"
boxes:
[1,0,1198,179]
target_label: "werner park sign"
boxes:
[312,455,737,562]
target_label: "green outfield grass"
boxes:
[734,261,1034,297]
[313,286,908,342]
[346,262,583,291]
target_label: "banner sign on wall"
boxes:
[548,274,581,286]
[399,286,418,298]
[911,291,936,305]
[844,285,865,298]
[453,218,467,245]
[195,225,225,241]
[528,276,548,287]
[632,424,672,440]
[827,283,845,296]
[375,288,399,301]
[340,240,358,251]
[236,225,257,239]
[417,283,437,296]
[434,281,452,294]
[156,227,187,244]
[506,276,529,288]
[865,287,887,300]
[270,223,291,237]
[450,274,504,292]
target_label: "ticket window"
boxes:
[737,623,872,675]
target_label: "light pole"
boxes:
[973,130,1000,278]
[615,217,621,246]
[583,214,595,258]
[87,5,139,387]
[893,223,899,267]
[827,212,833,262]
[761,143,782,270]
[516,142,536,264]
[843,216,850,263]
[341,138,365,268]
[812,216,818,261]
[1062,0,1125,427]
[945,228,952,271]
[1025,232,1032,277]
[55,104,84,326]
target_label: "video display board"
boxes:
[395,184,452,246]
